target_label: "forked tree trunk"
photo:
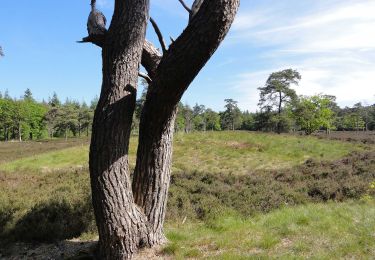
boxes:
[86,0,240,259]
[89,1,153,258]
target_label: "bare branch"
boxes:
[178,0,192,13]
[77,35,105,48]
[0,46,4,57]
[138,72,152,84]
[150,17,167,54]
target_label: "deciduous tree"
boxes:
[293,95,335,135]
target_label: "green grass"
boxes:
[164,200,375,259]
[0,131,365,174]
[0,145,88,172]
[0,138,88,164]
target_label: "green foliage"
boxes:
[220,99,243,130]
[0,91,95,141]
[1,85,374,139]
[253,69,375,134]
[23,99,48,140]
[205,108,221,131]
[258,69,301,115]
[343,113,365,131]
[293,94,336,135]
[175,103,222,132]
[78,102,94,137]
[23,89,34,102]
[0,94,48,141]
[49,92,61,107]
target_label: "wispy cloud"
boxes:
[230,0,375,110]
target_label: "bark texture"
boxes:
[89,0,152,259]
[133,0,240,243]
[86,0,240,259]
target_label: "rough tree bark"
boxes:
[83,0,240,259]
[133,0,240,241]
[89,1,153,258]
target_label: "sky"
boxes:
[0,0,374,111]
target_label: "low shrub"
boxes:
[167,151,375,221]
[0,151,374,244]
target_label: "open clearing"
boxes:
[0,131,366,173]
[0,132,374,259]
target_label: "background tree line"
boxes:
[1,70,374,141]
[252,69,375,134]
[0,89,97,141]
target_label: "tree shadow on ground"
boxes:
[2,197,95,243]
[0,197,97,259]
[0,206,15,234]
[1,240,98,260]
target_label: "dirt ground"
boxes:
[0,240,169,260]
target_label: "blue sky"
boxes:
[0,0,374,111]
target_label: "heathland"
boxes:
[0,131,374,259]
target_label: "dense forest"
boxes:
[0,70,374,141]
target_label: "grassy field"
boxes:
[0,138,88,164]
[0,145,88,172]
[172,132,366,173]
[0,131,374,259]
[0,131,366,173]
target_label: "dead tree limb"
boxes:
[150,17,167,54]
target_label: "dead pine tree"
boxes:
[79,0,240,258]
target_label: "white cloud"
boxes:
[230,0,375,111]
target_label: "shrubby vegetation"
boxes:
[0,128,373,258]
[0,133,373,251]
